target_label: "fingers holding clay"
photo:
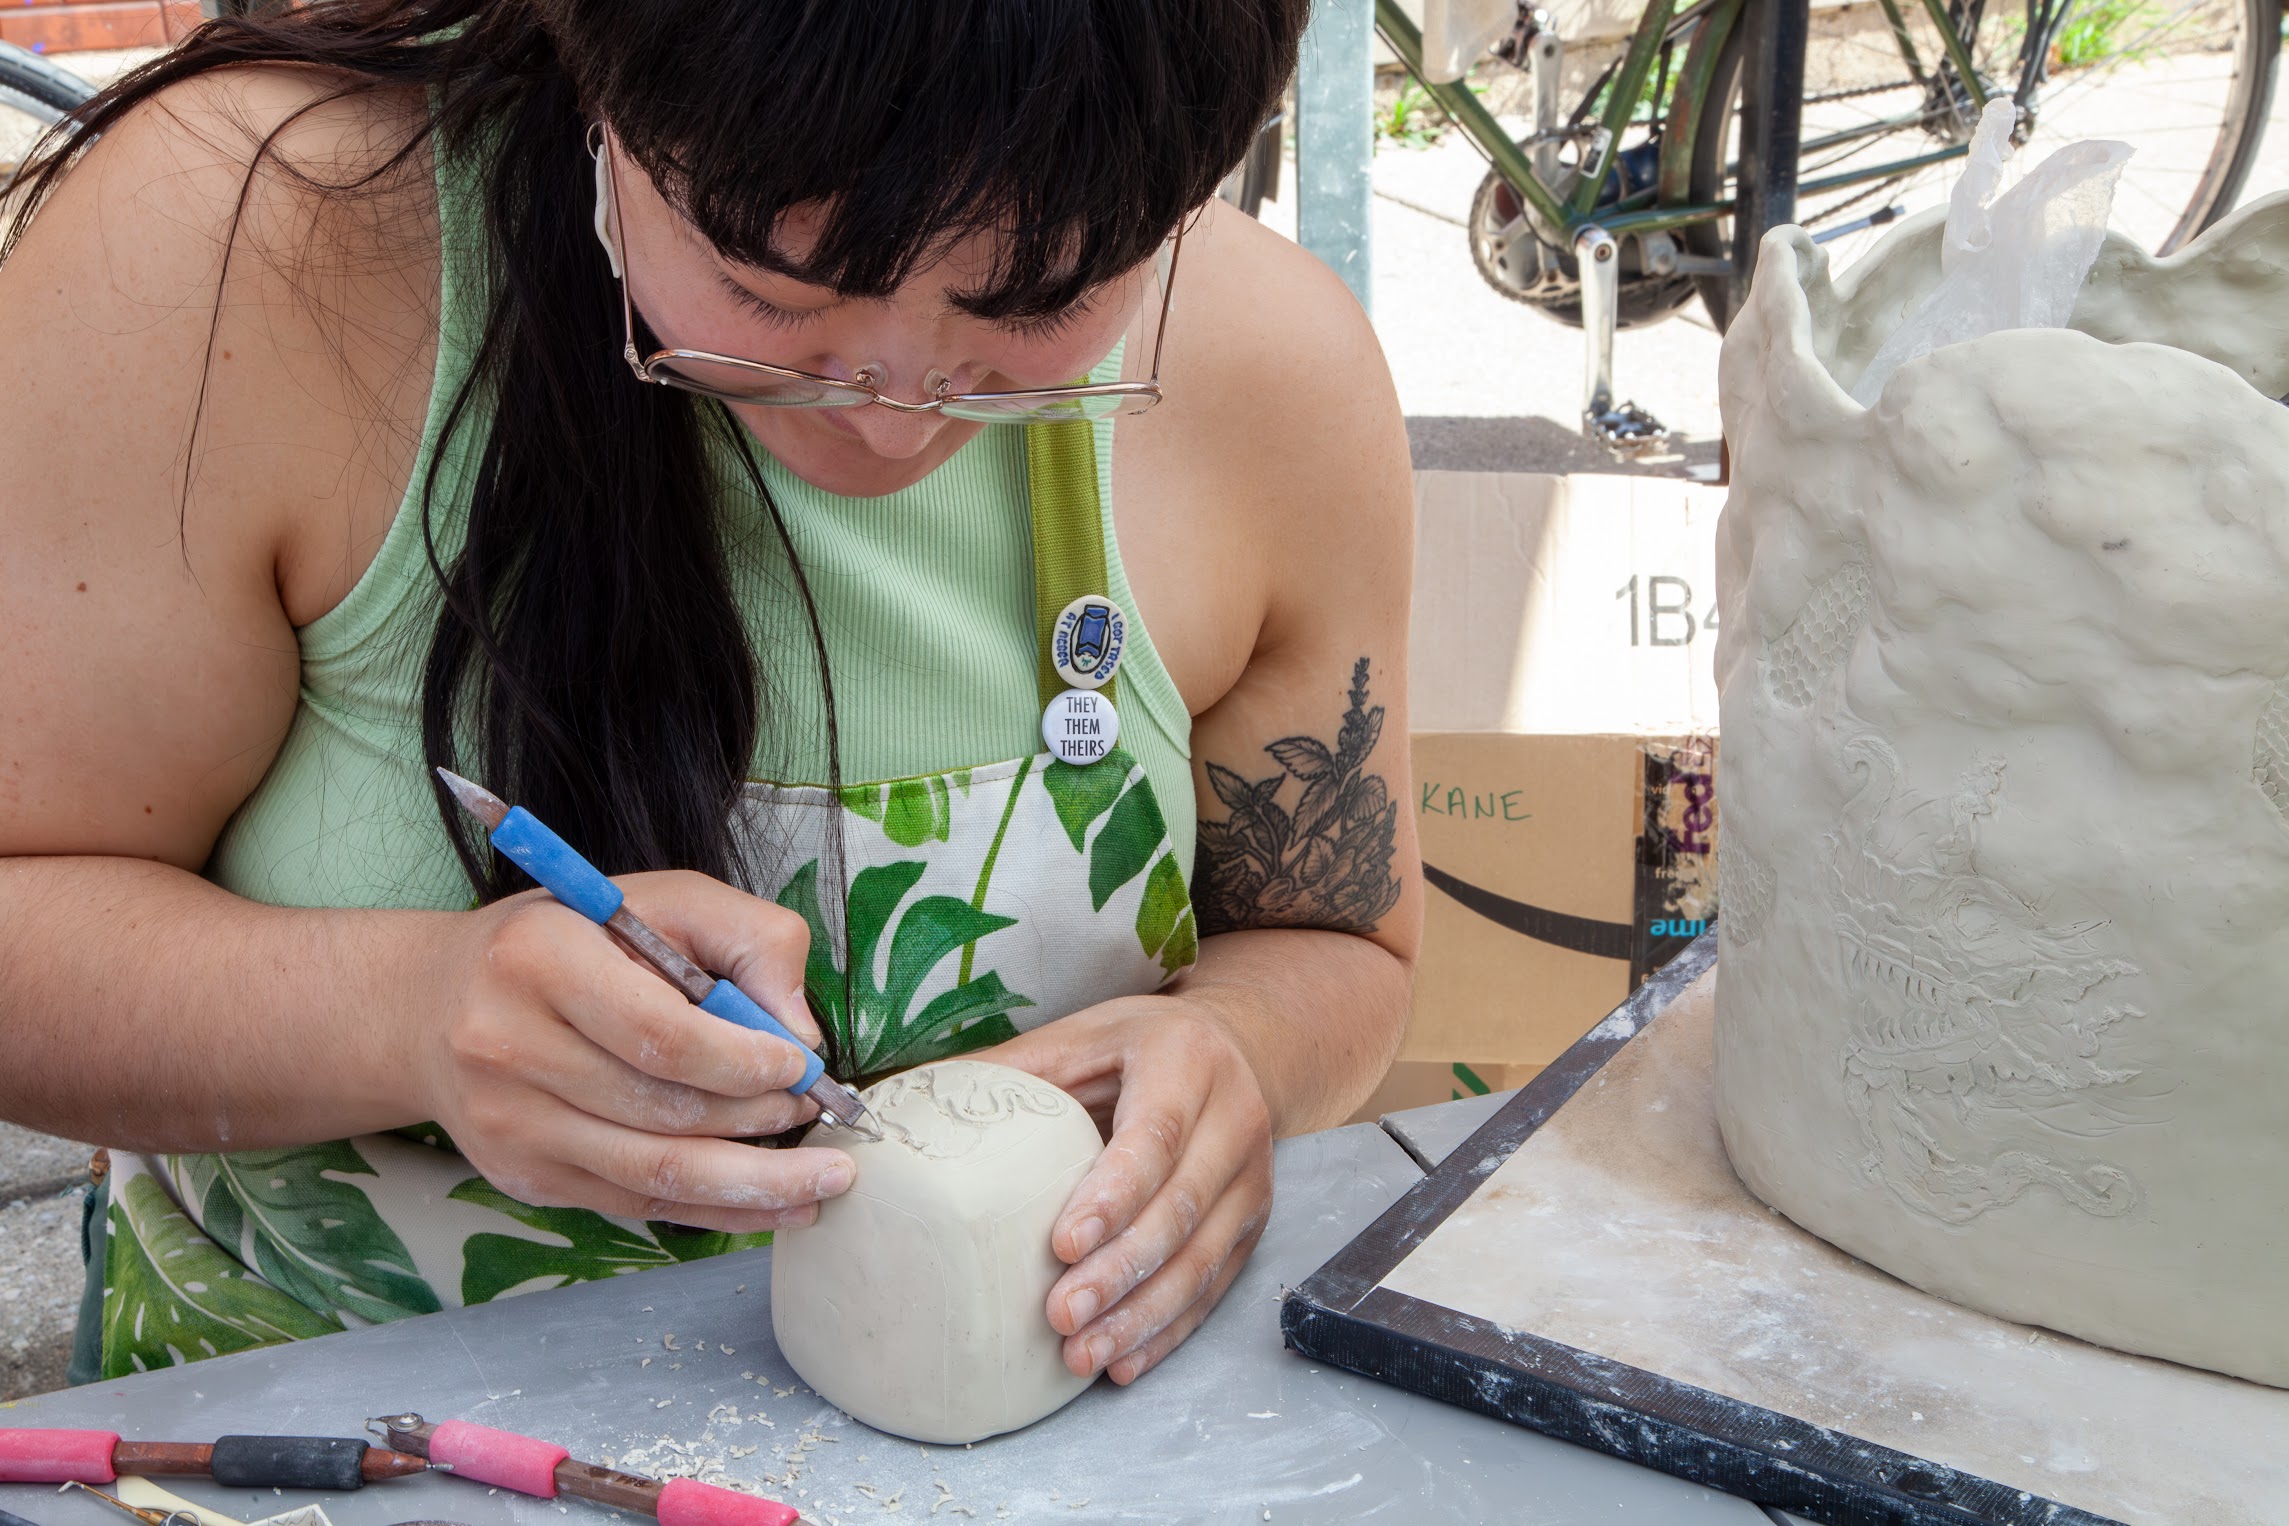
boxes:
[1089,1187,1270,1386]
[1041,1011,1275,1368]
[770,1061,1106,1443]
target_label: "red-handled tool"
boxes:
[0,1431,426,1490]
[369,1415,799,1526]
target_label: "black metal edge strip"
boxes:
[1421,860,1637,960]
[1292,928,1720,1314]
[1281,1287,2123,1526]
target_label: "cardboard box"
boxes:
[1403,730,1717,1068]
[1350,473,1722,1124]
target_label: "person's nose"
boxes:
[835,364,961,459]
[835,397,952,459]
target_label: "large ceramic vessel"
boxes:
[1713,195,2289,1386]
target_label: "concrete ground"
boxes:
[0,1125,95,1401]
[8,23,2289,1401]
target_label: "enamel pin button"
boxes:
[1051,595,1125,690]
[1043,688,1119,765]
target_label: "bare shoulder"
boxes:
[0,65,437,866]
[1167,200,1413,640]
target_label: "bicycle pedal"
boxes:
[1583,401,1672,459]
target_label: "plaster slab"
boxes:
[1382,969,2289,1525]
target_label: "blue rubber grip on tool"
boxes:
[700,979,825,1094]
[489,806,626,925]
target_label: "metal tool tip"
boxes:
[435,768,509,828]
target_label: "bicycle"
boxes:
[0,42,96,190]
[1365,0,2278,453]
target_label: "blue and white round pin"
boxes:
[1051,594,1126,690]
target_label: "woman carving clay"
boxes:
[0,0,1421,1387]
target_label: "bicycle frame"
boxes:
[1369,0,2053,245]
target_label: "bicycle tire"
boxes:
[0,40,98,124]
[1682,0,2279,330]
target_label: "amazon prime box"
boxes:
[1351,472,1722,1123]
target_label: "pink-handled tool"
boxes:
[0,1429,425,1488]
[368,1415,799,1526]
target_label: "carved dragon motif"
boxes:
[866,1063,1074,1160]
[1823,732,2155,1224]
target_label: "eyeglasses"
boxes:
[592,127,1177,424]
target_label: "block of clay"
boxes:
[1714,195,2289,1387]
[771,1060,1103,1442]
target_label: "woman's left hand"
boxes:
[979,992,1274,1384]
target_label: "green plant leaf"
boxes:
[883,897,1018,1016]
[103,1173,339,1377]
[882,775,954,847]
[1134,851,1189,958]
[840,782,889,825]
[173,1155,245,1263]
[845,860,930,982]
[1043,746,1136,851]
[885,971,1036,1067]
[448,1177,676,1305]
[647,1223,774,1262]
[776,860,845,1033]
[194,1144,440,1324]
[1161,908,1198,974]
[1089,780,1166,910]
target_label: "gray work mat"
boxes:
[6,1124,1760,1526]
[1283,937,2289,1524]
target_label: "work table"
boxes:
[4,1106,1777,1524]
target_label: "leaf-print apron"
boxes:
[93,420,1195,1379]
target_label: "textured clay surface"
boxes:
[771,1060,1102,1442]
[1713,194,2289,1386]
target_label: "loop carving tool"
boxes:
[436,768,880,1141]
[0,1432,423,1491]
[368,1415,797,1526]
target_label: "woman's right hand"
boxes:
[416,870,854,1234]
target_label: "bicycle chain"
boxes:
[1801,77,1923,105]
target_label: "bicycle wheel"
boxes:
[0,42,97,189]
[1682,0,2279,328]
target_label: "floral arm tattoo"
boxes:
[1196,658,1403,936]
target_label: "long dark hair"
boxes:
[3,0,1300,900]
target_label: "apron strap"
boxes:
[1023,418,1118,709]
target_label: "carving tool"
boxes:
[436,768,881,1142]
[58,1483,194,1526]
[0,1433,424,1491]
[368,1415,798,1526]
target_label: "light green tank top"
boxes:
[205,130,1196,910]
[94,124,1206,1382]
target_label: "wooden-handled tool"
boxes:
[369,1415,797,1526]
[0,1432,424,1491]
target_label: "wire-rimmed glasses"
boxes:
[593,128,1177,423]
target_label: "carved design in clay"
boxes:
[770,1060,1104,1445]
[1824,734,2148,1225]
[1717,841,1777,947]
[866,1064,1070,1160]
[1763,561,1871,708]
[2252,676,2289,819]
